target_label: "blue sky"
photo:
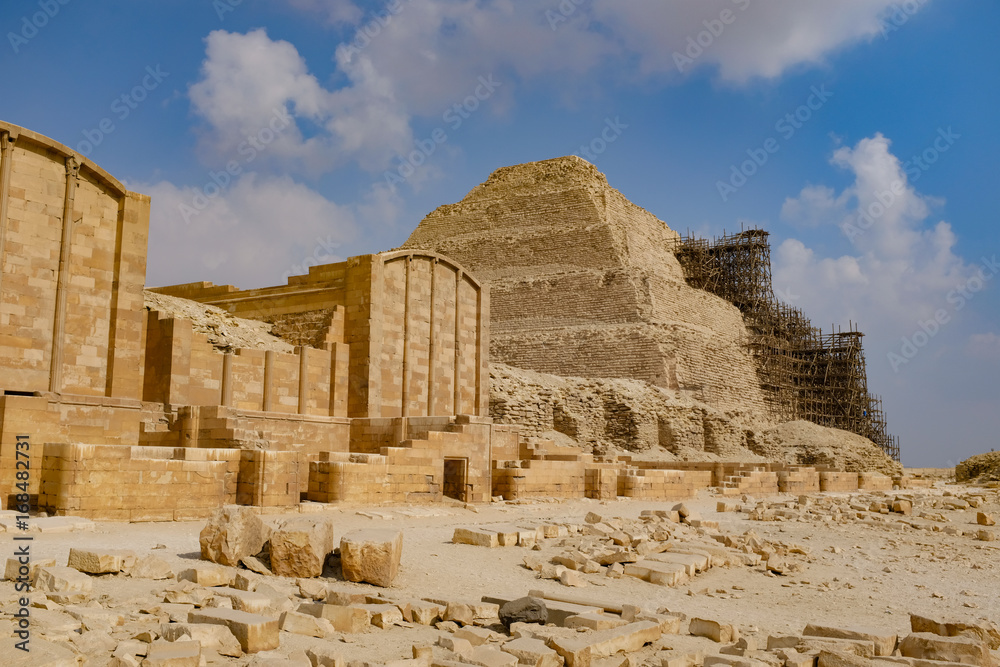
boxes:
[3,0,997,466]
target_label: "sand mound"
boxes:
[144,290,294,354]
[955,451,1000,483]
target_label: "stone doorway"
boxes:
[443,458,468,502]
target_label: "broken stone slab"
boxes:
[340,528,403,587]
[63,605,125,633]
[187,608,280,653]
[465,645,518,667]
[454,527,500,548]
[34,565,93,594]
[357,603,404,628]
[177,564,234,587]
[199,505,272,568]
[501,636,561,667]
[874,656,970,667]
[269,517,335,578]
[549,620,662,666]
[798,636,875,659]
[910,613,1000,649]
[565,612,629,631]
[402,600,445,625]
[435,599,501,626]
[211,587,272,614]
[143,639,201,667]
[803,623,898,656]
[817,649,871,667]
[624,560,688,587]
[130,555,174,580]
[899,632,991,666]
[689,617,739,643]
[4,557,56,584]
[306,646,346,667]
[298,602,370,633]
[647,552,709,576]
[279,610,335,638]
[160,622,243,657]
[67,548,136,575]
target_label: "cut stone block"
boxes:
[565,611,629,631]
[143,640,201,667]
[306,646,346,667]
[4,557,55,584]
[160,622,242,657]
[465,645,518,667]
[188,608,280,653]
[199,505,272,567]
[177,564,234,587]
[899,632,991,666]
[690,617,739,643]
[910,613,1000,649]
[280,610,334,637]
[2,636,84,666]
[798,637,875,659]
[299,603,371,633]
[130,555,174,580]
[804,623,897,656]
[624,560,688,587]
[212,587,272,614]
[270,518,335,578]
[67,548,136,574]
[817,649,870,667]
[454,528,499,547]
[35,566,93,594]
[340,529,403,587]
[550,620,661,665]
[501,636,562,667]
[357,603,403,628]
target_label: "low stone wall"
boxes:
[819,471,860,492]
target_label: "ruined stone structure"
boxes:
[0,122,901,521]
[402,155,767,413]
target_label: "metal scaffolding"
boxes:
[669,227,901,462]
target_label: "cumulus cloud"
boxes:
[774,133,974,336]
[136,173,357,289]
[189,29,412,173]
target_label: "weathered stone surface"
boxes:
[340,529,403,587]
[4,557,55,584]
[35,565,93,594]
[269,518,335,578]
[910,613,1000,649]
[188,608,280,653]
[211,587,272,614]
[199,505,272,568]
[690,617,739,643]
[499,597,548,628]
[899,632,991,666]
[465,645,518,667]
[2,636,79,666]
[299,603,370,633]
[549,620,661,665]
[143,640,201,667]
[306,646,346,667]
[177,564,234,587]
[804,623,897,656]
[501,636,562,667]
[454,527,500,548]
[67,548,135,574]
[817,649,870,667]
[279,610,334,637]
[130,555,174,580]
[160,622,243,657]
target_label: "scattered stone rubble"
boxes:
[2,486,998,666]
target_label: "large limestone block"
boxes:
[550,621,662,664]
[188,608,280,653]
[130,555,174,580]
[279,610,335,638]
[690,618,739,643]
[454,527,499,548]
[910,613,1000,649]
[143,640,201,667]
[899,632,991,666]
[804,623,897,656]
[270,518,335,578]
[199,505,272,567]
[35,566,93,594]
[67,548,136,574]
[340,529,403,587]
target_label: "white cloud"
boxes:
[136,173,357,289]
[773,133,973,333]
[282,0,362,25]
[189,29,412,173]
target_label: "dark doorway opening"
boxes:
[443,458,468,502]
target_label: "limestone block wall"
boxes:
[153,250,488,420]
[39,444,239,521]
[0,120,149,398]
[0,394,142,508]
[142,310,349,418]
[819,471,860,492]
